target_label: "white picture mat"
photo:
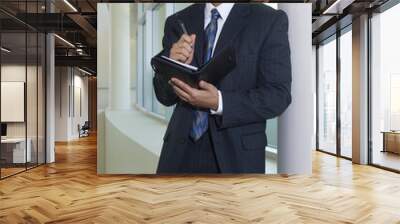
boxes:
[1,82,25,122]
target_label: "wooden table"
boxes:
[382,131,400,154]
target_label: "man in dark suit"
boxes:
[153,3,292,174]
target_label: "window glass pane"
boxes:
[26,0,39,168]
[152,4,166,116]
[137,3,144,18]
[371,4,400,171]
[38,32,45,165]
[143,15,153,111]
[318,37,337,154]
[136,24,144,107]
[136,3,175,121]
[264,2,278,174]
[340,29,352,158]
[266,118,278,149]
[1,1,46,178]
[27,30,38,169]
[1,30,28,177]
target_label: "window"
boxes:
[316,25,354,159]
[136,3,176,120]
[152,4,167,116]
[317,36,337,155]
[339,27,352,158]
[143,10,153,112]
[136,22,144,107]
[390,75,400,130]
[0,2,46,179]
[370,3,400,171]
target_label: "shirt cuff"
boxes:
[210,90,223,115]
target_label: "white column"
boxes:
[352,14,369,164]
[130,4,138,106]
[97,4,111,111]
[45,0,56,163]
[46,33,55,163]
[97,3,111,174]
[110,4,131,110]
[277,3,314,174]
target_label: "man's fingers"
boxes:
[176,45,191,58]
[170,34,196,64]
[181,41,194,64]
[180,34,193,46]
[173,52,188,62]
[171,78,193,94]
[186,53,194,64]
[179,42,193,54]
[172,85,190,102]
[190,34,196,45]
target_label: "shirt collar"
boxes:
[205,3,235,21]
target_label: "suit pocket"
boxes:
[241,132,267,151]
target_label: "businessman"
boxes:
[153,3,292,174]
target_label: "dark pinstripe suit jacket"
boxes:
[153,3,292,174]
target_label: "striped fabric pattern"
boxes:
[190,8,220,141]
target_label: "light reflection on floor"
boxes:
[372,150,400,171]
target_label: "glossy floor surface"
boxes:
[0,135,400,223]
[372,150,400,171]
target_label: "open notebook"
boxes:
[151,46,236,88]
[160,56,198,71]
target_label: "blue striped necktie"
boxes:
[190,8,220,141]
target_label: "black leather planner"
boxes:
[151,46,236,88]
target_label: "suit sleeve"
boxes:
[217,10,292,129]
[153,16,180,107]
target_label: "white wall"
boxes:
[72,74,89,137]
[1,65,38,138]
[55,67,89,141]
[130,4,138,105]
[1,63,47,164]
[277,3,314,174]
[55,67,69,141]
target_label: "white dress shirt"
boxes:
[205,3,234,115]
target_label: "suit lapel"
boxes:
[213,4,251,56]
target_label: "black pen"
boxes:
[178,19,188,35]
[177,19,193,49]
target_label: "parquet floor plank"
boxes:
[1,134,400,223]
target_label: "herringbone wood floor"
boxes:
[1,134,400,224]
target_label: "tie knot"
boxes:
[211,8,220,20]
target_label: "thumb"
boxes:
[190,34,196,47]
[199,80,211,90]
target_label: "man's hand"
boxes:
[170,78,219,110]
[170,34,196,64]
